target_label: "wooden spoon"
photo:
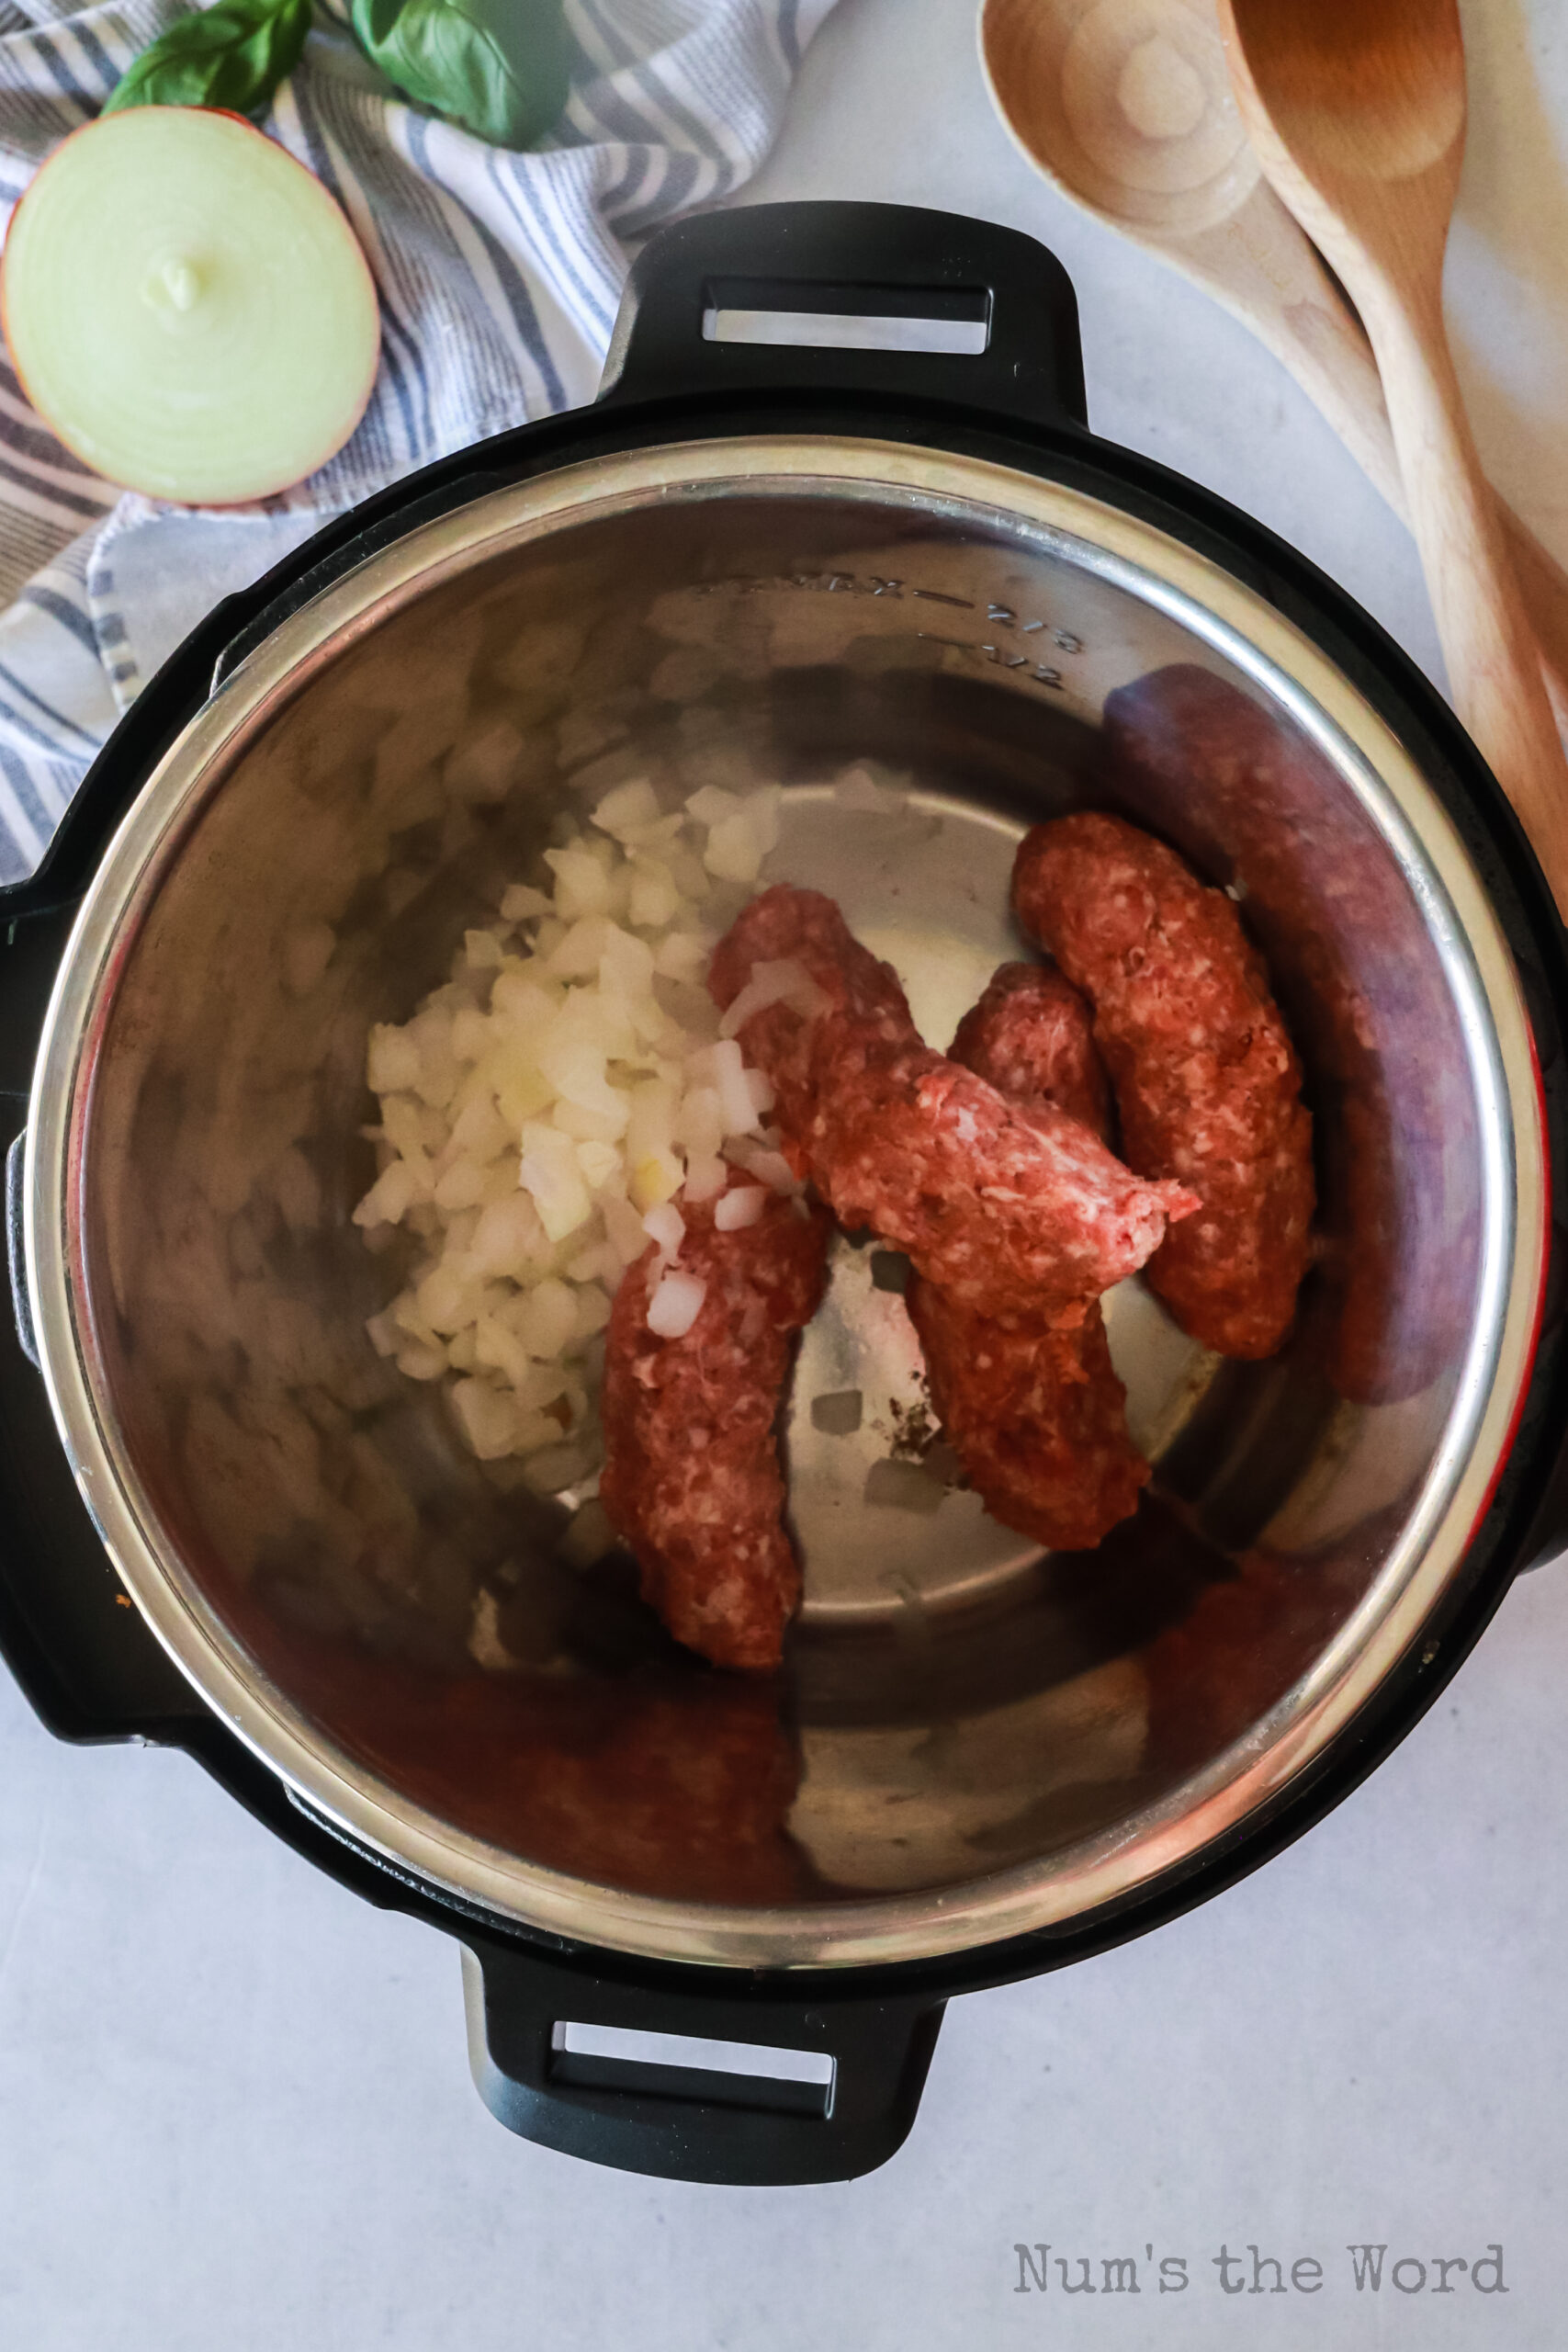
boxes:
[978,0,1568,736]
[1214,0,1568,910]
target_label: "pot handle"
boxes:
[462,1936,945,2185]
[597,198,1088,435]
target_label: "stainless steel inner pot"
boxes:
[24,435,1546,1969]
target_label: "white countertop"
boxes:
[5,3,1568,2345]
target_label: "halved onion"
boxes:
[1,108,379,503]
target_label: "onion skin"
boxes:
[1,108,381,506]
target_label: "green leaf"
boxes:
[102,0,315,118]
[349,0,570,148]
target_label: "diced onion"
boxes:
[464,929,504,970]
[572,1283,613,1340]
[365,1310,400,1359]
[547,915,615,979]
[574,1139,621,1190]
[552,1097,624,1144]
[714,1184,768,1231]
[675,1082,726,1159]
[519,1123,592,1241]
[682,1152,728,1203]
[564,1240,622,1288]
[647,1271,706,1338]
[515,1277,577,1359]
[452,1380,518,1461]
[592,777,661,838]
[600,926,656,1002]
[544,845,612,921]
[729,1143,797,1193]
[656,931,713,983]
[474,1315,532,1390]
[630,1149,683,1212]
[642,1203,685,1261]
[718,958,831,1040]
[491,968,557,1031]
[357,763,899,1483]
[433,1157,486,1212]
[353,1159,415,1229]
[602,1192,654,1268]
[468,1193,547,1278]
[684,786,744,827]
[367,1024,422,1095]
[416,1263,482,1336]
[629,867,680,929]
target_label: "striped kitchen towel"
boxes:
[0,0,840,882]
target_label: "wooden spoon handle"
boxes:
[1247,250,1407,506]
[1243,255,1568,736]
[1361,276,1568,911]
[1502,506,1568,741]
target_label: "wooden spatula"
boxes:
[1217,0,1568,913]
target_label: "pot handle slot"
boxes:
[597,198,1088,435]
[461,1938,945,2185]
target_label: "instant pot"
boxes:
[3,202,1566,2186]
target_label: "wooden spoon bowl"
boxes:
[1240,0,1464,186]
[1220,0,1568,912]
[984,0,1260,236]
[979,0,1568,734]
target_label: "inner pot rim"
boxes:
[23,435,1548,1970]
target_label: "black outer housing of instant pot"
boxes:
[3,203,1568,2188]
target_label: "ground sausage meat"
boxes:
[710,886,1198,1322]
[708,881,911,1144]
[1101,662,1466,1404]
[908,963,1149,1551]
[1013,813,1314,1361]
[599,1180,832,1670]
[949,959,1111,1137]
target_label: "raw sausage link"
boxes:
[1102,662,1465,1403]
[949,959,1111,1137]
[908,964,1149,1551]
[600,1181,832,1670]
[707,882,911,1145]
[710,887,1197,1321]
[1013,813,1314,1360]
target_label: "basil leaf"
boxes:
[102,0,315,118]
[349,0,570,148]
